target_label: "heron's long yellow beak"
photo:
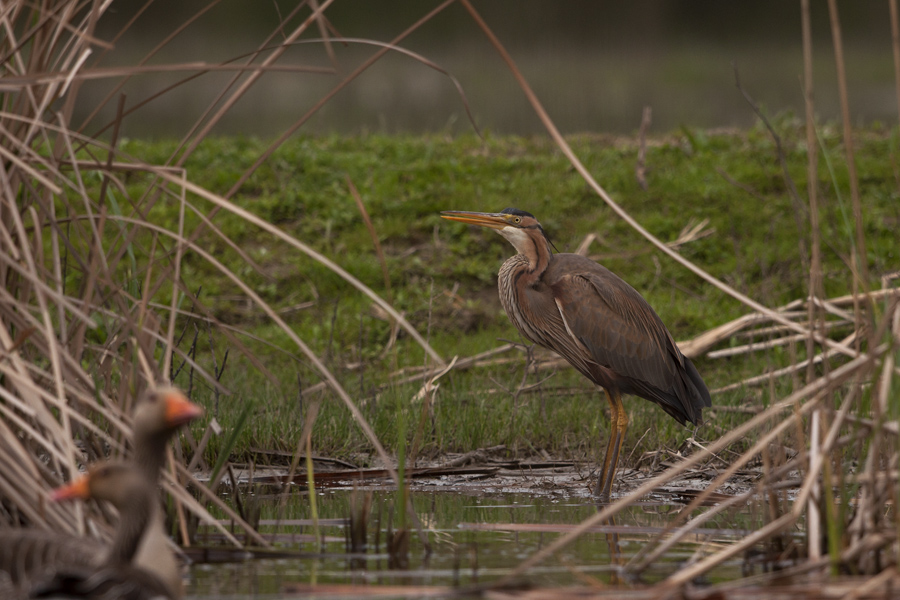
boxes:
[441,211,512,230]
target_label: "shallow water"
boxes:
[186,480,775,599]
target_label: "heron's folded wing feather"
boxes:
[550,269,683,394]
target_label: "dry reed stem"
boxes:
[348,176,392,302]
[840,567,900,600]
[123,177,435,485]
[151,0,459,276]
[710,331,857,394]
[827,0,869,289]
[398,286,891,394]
[808,407,822,561]
[627,466,797,574]
[0,62,334,91]
[631,398,824,575]
[178,0,338,162]
[308,0,339,70]
[495,345,885,585]
[893,0,900,131]
[682,308,897,582]
[732,63,810,278]
[677,312,776,359]
[390,343,517,387]
[76,146,444,366]
[109,212,405,485]
[162,172,186,381]
[668,514,797,589]
[279,392,323,546]
[706,325,850,359]
[574,233,599,256]
[802,0,826,391]
[665,390,861,587]
[220,0,458,200]
[53,15,454,506]
[635,106,652,190]
[0,0,447,549]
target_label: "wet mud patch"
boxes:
[211,450,764,499]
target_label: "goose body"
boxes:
[0,387,201,598]
[31,462,177,599]
[30,564,173,600]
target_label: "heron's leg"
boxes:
[596,389,628,499]
[596,389,619,498]
[608,390,629,493]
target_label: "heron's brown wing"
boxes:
[549,258,710,424]
[546,257,683,395]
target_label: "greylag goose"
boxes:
[32,461,176,599]
[0,387,201,597]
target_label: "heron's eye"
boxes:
[514,217,521,224]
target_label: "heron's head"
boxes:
[441,208,551,255]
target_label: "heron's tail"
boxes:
[681,357,711,425]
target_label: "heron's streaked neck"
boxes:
[500,226,553,278]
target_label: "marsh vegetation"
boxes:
[1,1,899,598]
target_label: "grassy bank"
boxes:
[115,121,898,467]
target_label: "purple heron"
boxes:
[441,208,710,499]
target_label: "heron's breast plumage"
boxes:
[498,255,541,343]
[498,255,596,375]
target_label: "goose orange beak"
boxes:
[50,474,90,502]
[162,388,204,427]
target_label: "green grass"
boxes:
[109,119,898,468]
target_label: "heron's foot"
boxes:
[594,475,612,502]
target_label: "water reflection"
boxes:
[187,486,764,598]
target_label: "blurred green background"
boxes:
[86,0,893,136]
